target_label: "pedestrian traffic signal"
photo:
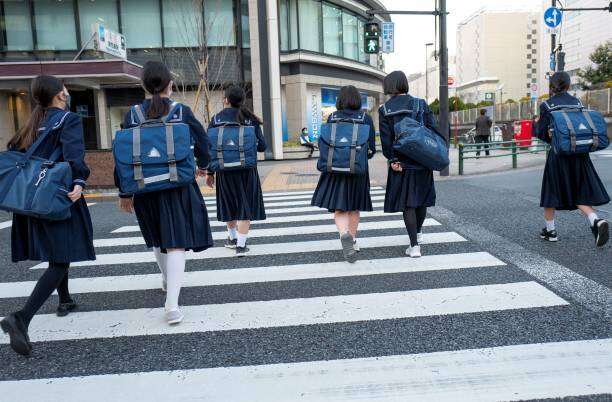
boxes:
[364,22,380,54]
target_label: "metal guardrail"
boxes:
[458,138,549,175]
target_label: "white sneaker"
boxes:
[405,245,421,258]
[417,232,423,243]
[165,309,184,325]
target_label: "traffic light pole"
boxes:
[366,5,450,176]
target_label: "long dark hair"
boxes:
[142,61,172,119]
[225,85,262,125]
[550,71,571,95]
[8,75,64,150]
[336,85,362,110]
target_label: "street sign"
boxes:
[484,92,494,101]
[381,22,394,53]
[448,76,455,87]
[93,23,126,59]
[544,7,562,28]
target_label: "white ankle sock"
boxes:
[153,247,167,282]
[228,227,237,240]
[545,220,555,231]
[587,213,598,227]
[164,251,186,311]
[237,233,248,248]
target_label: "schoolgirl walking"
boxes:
[311,85,376,262]
[537,72,609,246]
[379,71,443,258]
[115,61,213,325]
[207,85,267,256]
[0,75,95,356]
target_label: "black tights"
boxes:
[403,207,427,247]
[17,262,72,328]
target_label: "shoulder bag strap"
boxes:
[132,105,146,125]
[238,126,245,167]
[217,126,225,170]
[349,123,359,174]
[581,110,600,151]
[24,112,70,161]
[559,111,578,153]
[327,123,337,173]
[162,102,180,123]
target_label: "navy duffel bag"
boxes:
[392,101,449,172]
[0,112,73,220]
[113,102,196,194]
[208,124,258,172]
[317,118,370,175]
[548,103,609,155]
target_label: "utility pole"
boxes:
[438,0,450,176]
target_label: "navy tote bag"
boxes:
[0,112,73,220]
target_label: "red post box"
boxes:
[514,119,533,148]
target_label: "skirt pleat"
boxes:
[384,167,436,212]
[540,152,610,211]
[216,167,266,222]
[311,172,373,212]
[11,197,96,263]
[133,181,213,252]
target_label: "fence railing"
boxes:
[458,139,549,175]
[451,88,611,126]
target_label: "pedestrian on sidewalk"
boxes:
[475,109,492,157]
[537,71,609,247]
[300,127,316,158]
[379,71,441,258]
[208,85,267,256]
[1,75,95,356]
[311,85,376,263]
[116,61,214,325]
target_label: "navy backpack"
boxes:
[207,117,258,172]
[547,101,609,155]
[317,113,370,175]
[0,112,73,220]
[113,102,196,194]
[390,99,449,171]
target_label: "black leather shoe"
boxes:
[592,219,609,248]
[57,301,78,317]
[0,313,31,356]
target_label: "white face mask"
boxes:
[63,89,71,110]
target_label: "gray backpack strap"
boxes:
[349,123,359,174]
[559,111,577,153]
[327,124,337,173]
[132,128,144,190]
[162,102,181,123]
[217,127,225,170]
[238,126,245,167]
[582,111,599,151]
[132,105,146,125]
[165,125,178,182]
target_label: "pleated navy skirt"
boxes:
[311,172,373,212]
[133,181,213,252]
[384,167,436,212]
[216,167,266,222]
[11,197,96,263]
[540,151,610,211]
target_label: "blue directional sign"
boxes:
[544,7,562,28]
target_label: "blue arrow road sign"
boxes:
[544,7,562,28]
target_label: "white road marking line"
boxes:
[0,220,12,230]
[96,220,432,247]
[2,252,505,298]
[111,210,417,233]
[4,338,607,402]
[31,232,467,269]
[202,186,384,201]
[86,203,97,207]
[204,196,386,213]
[0,282,567,344]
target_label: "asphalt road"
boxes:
[0,153,610,401]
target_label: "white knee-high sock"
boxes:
[164,251,186,311]
[587,212,598,227]
[237,233,248,248]
[228,226,237,240]
[153,247,167,282]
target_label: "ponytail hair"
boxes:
[224,85,262,125]
[142,61,172,119]
[549,71,571,95]
[8,75,64,150]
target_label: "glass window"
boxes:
[289,0,298,49]
[298,0,320,52]
[279,0,289,51]
[357,19,367,63]
[205,0,236,47]
[120,0,162,48]
[240,0,250,48]
[4,0,33,51]
[33,0,78,50]
[342,11,358,60]
[322,3,341,56]
[162,0,201,47]
[78,0,119,49]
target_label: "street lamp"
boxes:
[425,42,434,102]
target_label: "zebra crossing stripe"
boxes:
[1,252,504,298]
[238,188,386,203]
[0,220,11,230]
[95,220,428,248]
[5,338,607,402]
[31,232,467,269]
[205,195,386,212]
[111,210,422,233]
[0,282,567,344]
[202,186,384,201]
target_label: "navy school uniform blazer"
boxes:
[116,99,210,196]
[208,107,267,153]
[536,92,582,144]
[11,107,90,189]
[378,94,443,170]
[328,109,377,159]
